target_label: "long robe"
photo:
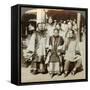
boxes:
[36,31,47,57]
[45,24,55,48]
[64,38,81,62]
[46,35,64,74]
[23,33,36,59]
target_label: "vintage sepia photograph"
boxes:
[20,6,87,83]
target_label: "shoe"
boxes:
[57,72,62,76]
[64,71,68,77]
[49,73,54,78]
[71,70,76,76]
[31,70,38,75]
[51,74,54,78]
[30,69,34,73]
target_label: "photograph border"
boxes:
[17,4,88,85]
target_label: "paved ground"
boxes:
[21,38,86,83]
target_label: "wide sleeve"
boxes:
[60,36,64,45]
[48,36,52,51]
[57,36,64,50]
[26,33,36,52]
[75,41,81,55]
[62,38,69,51]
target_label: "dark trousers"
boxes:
[64,59,82,72]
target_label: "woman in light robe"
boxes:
[33,23,47,74]
[60,21,68,40]
[22,22,36,67]
[46,17,55,49]
[64,29,82,77]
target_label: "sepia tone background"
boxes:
[21,7,86,83]
[0,0,89,90]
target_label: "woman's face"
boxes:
[48,17,53,24]
[72,21,76,25]
[68,30,73,38]
[56,24,60,29]
[28,24,35,31]
[38,23,45,30]
[63,21,66,24]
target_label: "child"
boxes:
[45,28,64,77]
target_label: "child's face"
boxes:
[38,23,45,30]
[53,30,59,36]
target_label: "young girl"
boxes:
[45,28,64,78]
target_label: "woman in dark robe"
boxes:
[45,28,64,77]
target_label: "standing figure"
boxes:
[22,21,36,67]
[34,23,47,74]
[45,28,64,78]
[61,21,68,40]
[72,19,78,35]
[46,17,55,49]
[64,30,82,77]
[80,24,86,42]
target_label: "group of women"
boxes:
[22,17,83,78]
